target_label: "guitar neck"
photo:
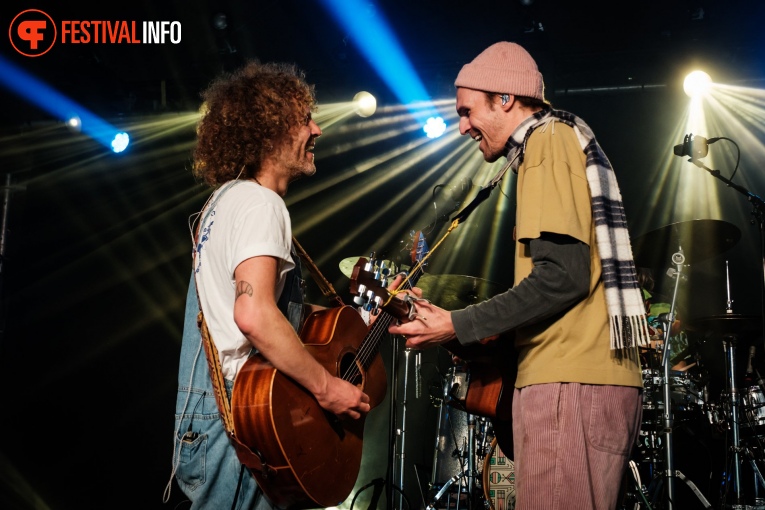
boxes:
[349,231,429,376]
[353,266,423,374]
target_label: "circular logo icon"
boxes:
[9,9,57,57]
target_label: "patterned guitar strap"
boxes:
[190,180,273,477]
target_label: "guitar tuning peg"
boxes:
[374,263,391,283]
[363,289,376,312]
[353,284,367,306]
[369,295,383,316]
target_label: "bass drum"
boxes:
[483,437,516,510]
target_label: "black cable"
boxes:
[713,137,741,181]
[349,478,412,510]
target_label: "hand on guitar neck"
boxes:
[366,272,421,325]
[387,299,458,350]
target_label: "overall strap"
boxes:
[191,180,273,476]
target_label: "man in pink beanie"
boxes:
[390,42,647,509]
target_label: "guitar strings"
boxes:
[340,266,421,384]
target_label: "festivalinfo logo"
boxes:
[9,9,182,57]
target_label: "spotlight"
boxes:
[683,70,712,98]
[423,116,446,139]
[0,54,129,153]
[353,91,377,117]
[65,115,81,133]
[111,132,130,153]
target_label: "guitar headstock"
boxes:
[349,231,429,319]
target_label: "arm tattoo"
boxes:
[236,281,254,299]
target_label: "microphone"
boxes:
[415,351,422,398]
[673,133,721,159]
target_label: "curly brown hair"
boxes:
[193,60,317,187]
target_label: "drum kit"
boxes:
[626,219,765,510]
[340,218,765,509]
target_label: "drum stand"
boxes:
[722,332,746,507]
[649,247,714,509]
[656,248,686,510]
[352,334,409,510]
[426,366,487,510]
[425,411,481,510]
[719,332,765,508]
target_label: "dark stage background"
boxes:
[1,1,765,509]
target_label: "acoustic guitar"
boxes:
[230,232,430,510]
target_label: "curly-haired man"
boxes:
[169,61,371,509]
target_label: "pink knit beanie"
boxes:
[454,42,545,100]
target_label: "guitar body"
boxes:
[443,332,517,457]
[231,305,386,510]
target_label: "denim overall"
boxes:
[172,255,304,510]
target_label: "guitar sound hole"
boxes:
[339,352,363,387]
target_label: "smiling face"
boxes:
[455,88,514,163]
[277,110,322,182]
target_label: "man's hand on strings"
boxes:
[367,272,422,325]
[387,299,456,349]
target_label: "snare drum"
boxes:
[641,369,703,429]
[482,437,516,510]
[642,370,703,407]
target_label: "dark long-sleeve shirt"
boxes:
[451,232,590,345]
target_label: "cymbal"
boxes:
[339,256,396,278]
[686,314,762,336]
[416,274,505,311]
[631,219,740,269]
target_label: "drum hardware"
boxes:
[428,365,502,509]
[629,219,745,509]
[651,245,687,510]
[687,309,765,507]
[350,329,409,510]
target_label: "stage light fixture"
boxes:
[683,70,712,98]
[353,91,377,117]
[66,115,82,133]
[111,132,130,153]
[0,55,130,153]
[423,116,446,139]
[320,0,435,119]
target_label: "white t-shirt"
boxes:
[194,180,294,380]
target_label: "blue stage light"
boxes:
[320,0,439,121]
[423,116,447,139]
[0,54,130,153]
[111,132,130,153]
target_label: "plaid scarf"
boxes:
[506,108,650,350]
